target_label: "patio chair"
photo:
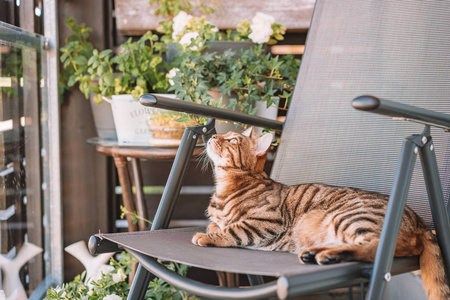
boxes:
[88,0,450,299]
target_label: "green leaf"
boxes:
[67,75,76,87]
[99,49,112,58]
[72,56,87,65]
[104,74,115,87]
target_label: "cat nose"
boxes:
[211,135,217,140]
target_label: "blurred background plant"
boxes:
[45,252,197,300]
[60,19,171,104]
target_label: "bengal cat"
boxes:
[192,127,449,300]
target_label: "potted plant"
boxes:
[161,11,286,61]
[168,43,300,132]
[60,18,177,145]
[60,18,118,140]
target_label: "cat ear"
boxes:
[255,133,273,156]
[241,127,255,138]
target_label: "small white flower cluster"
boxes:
[167,68,180,86]
[179,31,202,50]
[248,12,275,44]
[172,11,193,41]
[88,264,115,286]
[112,268,127,283]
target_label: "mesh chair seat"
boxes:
[98,227,419,279]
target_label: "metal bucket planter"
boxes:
[103,94,153,145]
[89,95,117,140]
[254,100,279,134]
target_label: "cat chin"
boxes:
[206,145,221,164]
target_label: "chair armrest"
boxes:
[140,94,284,130]
[352,95,450,131]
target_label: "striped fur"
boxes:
[192,130,449,300]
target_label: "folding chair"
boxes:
[88,0,450,299]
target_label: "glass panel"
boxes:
[0,21,60,298]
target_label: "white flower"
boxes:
[112,268,127,283]
[172,11,193,41]
[211,25,219,33]
[87,264,115,289]
[167,68,180,86]
[248,12,275,44]
[98,264,115,275]
[252,12,275,26]
[179,31,199,46]
[87,290,94,297]
[103,294,123,300]
[179,31,203,50]
[249,23,273,44]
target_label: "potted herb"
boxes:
[60,18,118,140]
[60,18,175,145]
[85,31,171,145]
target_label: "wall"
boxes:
[58,0,112,281]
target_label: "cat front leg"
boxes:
[206,221,221,233]
[192,220,278,248]
[192,224,241,247]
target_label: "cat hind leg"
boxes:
[299,240,379,265]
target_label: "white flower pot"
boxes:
[254,100,278,134]
[208,88,245,134]
[89,95,117,140]
[103,94,154,145]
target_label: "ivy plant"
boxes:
[169,45,300,115]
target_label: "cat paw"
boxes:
[314,251,342,265]
[192,233,215,247]
[298,250,318,264]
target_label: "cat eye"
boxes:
[229,138,239,144]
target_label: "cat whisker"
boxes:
[196,149,212,173]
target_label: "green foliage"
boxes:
[59,17,95,98]
[148,0,218,18]
[1,50,23,98]
[45,252,197,300]
[120,205,152,226]
[169,45,300,115]
[60,19,171,102]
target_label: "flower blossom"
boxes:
[103,294,123,300]
[179,31,202,50]
[248,12,275,44]
[167,68,180,86]
[112,268,127,283]
[172,11,193,41]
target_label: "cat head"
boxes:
[206,127,273,172]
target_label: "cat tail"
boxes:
[419,230,450,300]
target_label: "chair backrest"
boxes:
[271,0,450,226]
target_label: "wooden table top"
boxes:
[87,137,205,159]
